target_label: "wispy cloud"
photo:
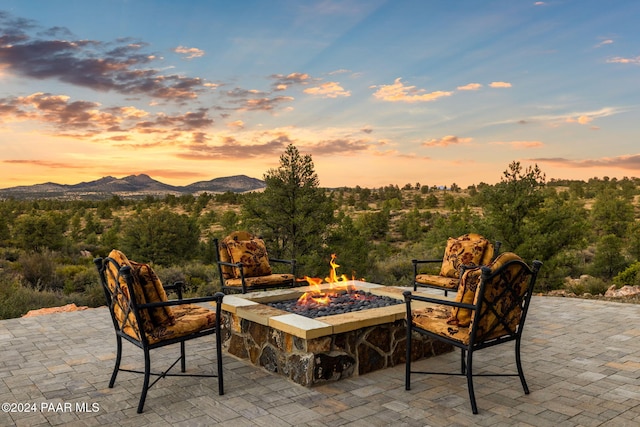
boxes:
[422,135,472,147]
[303,81,350,98]
[457,83,483,91]
[533,154,640,170]
[594,39,614,48]
[606,56,640,64]
[173,45,205,59]
[491,140,544,149]
[371,78,452,103]
[270,72,313,91]
[489,81,512,88]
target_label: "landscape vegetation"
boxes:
[1,144,639,319]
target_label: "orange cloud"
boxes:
[489,81,512,88]
[491,140,544,149]
[303,82,351,98]
[422,135,472,147]
[533,154,640,170]
[371,78,452,103]
[457,83,482,91]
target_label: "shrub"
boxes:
[613,261,640,287]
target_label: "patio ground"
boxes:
[1,295,639,426]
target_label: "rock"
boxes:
[22,303,89,318]
[605,285,640,298]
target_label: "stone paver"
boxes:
[0,296,639,426]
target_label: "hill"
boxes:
[0,174,265,199]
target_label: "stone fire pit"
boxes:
[219,281,452,387]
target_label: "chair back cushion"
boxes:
[439,233,490,278]
[218,231,254,278]
[472,253,533,342]
[447,252,522,327]
[225,237,272,278]
[105,250,175,340]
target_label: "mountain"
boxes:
[0,174,265,199]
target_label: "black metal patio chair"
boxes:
[94,249,225,413]
[404,252,542,414]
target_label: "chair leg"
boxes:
[465,349,478,414]
[109,336,123,388]
[180,341,186,373]
[405,321,412,390]
[460,348,466,374]
[515,338,530,394]
[137,349,151,414]
[216,326,224,395]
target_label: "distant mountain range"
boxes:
[0,174,266,199]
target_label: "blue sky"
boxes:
[0,0,638,189]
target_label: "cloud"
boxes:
[491,140,544,149]
[457,83,482,91]
[270,72,312,91]
[227,120,244,129]
[594,39,614,48]
[178,135,290,160]
[422,135,472,147]
[534,2,546,5]
[306,139,371,155]
[0,13,206,100]
[2,159,88,169]
[371,78,453,103]
[303,82,351,98]
[239,96,295,111]
[607,56,640,64]
[489,81,512,88]
[533,154,640,170]
[173,45,205,59]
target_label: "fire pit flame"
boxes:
[296,254,356,306]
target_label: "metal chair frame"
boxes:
[213,237,296,294]
[404,257,542,414]
[95,256,225,413]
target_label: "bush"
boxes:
[613,261,640,287]
[565,276,610,296]
[18,250,63,291]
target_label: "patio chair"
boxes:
[412,233,501,296]
[214,231,296,294]
[94,250,225,413]
[404,252,542,414]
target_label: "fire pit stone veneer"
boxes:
[219,281,453,386]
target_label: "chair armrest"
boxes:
[139,292,225,310]
[269,258,296,275]
[403,290,475,311]
[163,281,185,299]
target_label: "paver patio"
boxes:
[1,294,639,426]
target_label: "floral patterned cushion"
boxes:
[415,274,460,290]
[447,252,523,328]
[224,273,295,288]
[412,304,471,345]
[145,304,217,345]
[219,231,254,279]
[225,238,272,278]
[439,233,490,278]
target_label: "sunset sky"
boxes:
[1,0,639,189]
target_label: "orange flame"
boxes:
[296,254,355,306]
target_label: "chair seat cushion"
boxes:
[146,304,217,345]
[224,273,295,288]
[412,305,471,345]
[415,274,460,290]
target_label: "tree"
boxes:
[243,144,334,265]
[479,161,546,250]
[590,190,634,238]
[120,208,200,265]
